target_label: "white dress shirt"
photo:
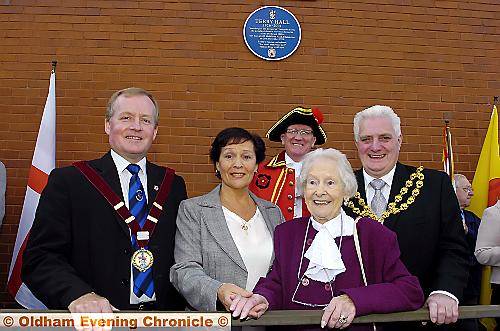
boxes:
[110,150,155,303]
[363,165,396,208]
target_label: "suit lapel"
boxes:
[355,170,367,200]
[146,161,162,211]
[91,152,130,238]
[251,193,276,240]
[201,186,247,272]
[384,162,408,229]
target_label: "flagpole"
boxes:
[51,60,57,73]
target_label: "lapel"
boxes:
[90,151,130,238]
[384,162,409,228]
[145,161,165,243]
[251,191,277,240]
[199,185,247,272]
[355,170,367,200]
[145,161,163,211]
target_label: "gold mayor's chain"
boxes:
[346,166,425,224]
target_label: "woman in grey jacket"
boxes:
[170,128,284,312]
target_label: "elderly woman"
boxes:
[170,127,284,312]
[231,148,424,330]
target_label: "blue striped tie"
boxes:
[127,164,154,298]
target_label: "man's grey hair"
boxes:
[353,105,401,141]
[453,173,467,193]
[298,148,358,198]
[106,87,159,126]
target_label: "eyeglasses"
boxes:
[286,129,313,137]
[462,187,473,194]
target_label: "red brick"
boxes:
[0,0,498,307]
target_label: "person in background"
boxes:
[475,196,500,330]
[249,106,327,221]
[453,173,481,331]
[231,148,424,330]
[170,127,284,313]
[346,105,469,329]
[0,160,5,228]
[23,87,187,312]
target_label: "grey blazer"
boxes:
[170,185,284,311]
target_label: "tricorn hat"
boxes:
[266,106,327,145]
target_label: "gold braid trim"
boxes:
[345,166,425,224]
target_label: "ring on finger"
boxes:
[338,315,348,324]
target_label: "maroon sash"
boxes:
[73,161,175,248]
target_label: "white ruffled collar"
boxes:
[304,209,354,282]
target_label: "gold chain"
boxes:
[345,166,425,224]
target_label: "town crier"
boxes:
[249,106,327,220]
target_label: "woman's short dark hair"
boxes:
[210,127,266,169]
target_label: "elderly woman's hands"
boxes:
[321,294,356,329]
[217,283,252,311]
[230,293,269,319]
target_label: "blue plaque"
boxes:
[243,6,301,61]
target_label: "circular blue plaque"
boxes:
[243,6,301,61]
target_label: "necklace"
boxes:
[345,166,424,223]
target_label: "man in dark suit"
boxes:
[346,105,469,327]
[454,174,481,331]
[22,87,187,312]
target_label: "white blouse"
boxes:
[222,206,273,291]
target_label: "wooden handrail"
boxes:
[1,306,499,326]
[232,305,500,326]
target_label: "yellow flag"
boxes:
[467,105,500,331]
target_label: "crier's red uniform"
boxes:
[249,151,310,221]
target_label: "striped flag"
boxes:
[7,66,56,309]
[442,120,454,178]
[468,104,500,331]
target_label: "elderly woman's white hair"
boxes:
[353,105,401,141]
[298,148,358,198]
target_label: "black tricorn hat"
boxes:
[266,106,327,145]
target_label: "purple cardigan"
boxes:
[253,216,424,324]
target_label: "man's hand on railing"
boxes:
[321,294,356,329]
[425,293,459,325]
[229,293,269,320]
[68,292,114,313]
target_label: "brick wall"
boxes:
[0,0,498,307]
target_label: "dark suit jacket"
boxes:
[463,209,481,300]
[348,162,469,300]
[22,152,187,310]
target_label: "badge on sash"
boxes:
[132,248,154,272]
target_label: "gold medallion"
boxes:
[132,248,154,272]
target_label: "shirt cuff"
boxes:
[429,290,459,304]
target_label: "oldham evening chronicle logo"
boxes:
[243,6,301,61]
